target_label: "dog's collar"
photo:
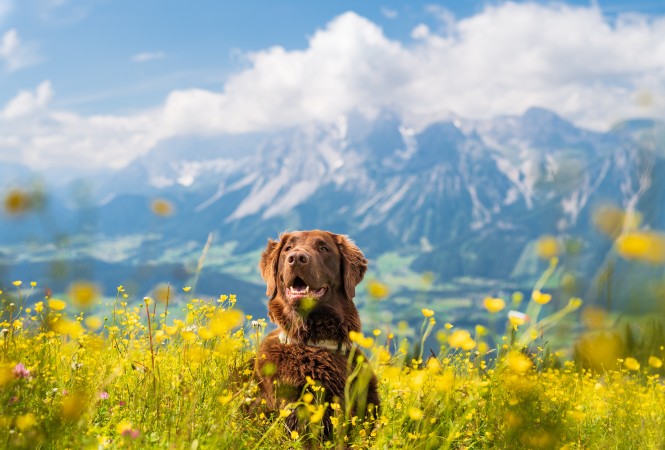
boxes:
[278,331,349,353]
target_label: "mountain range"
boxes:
[1,107,664,320]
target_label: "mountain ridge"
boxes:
[2,108,664,314]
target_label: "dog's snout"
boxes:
[287,251,310,267]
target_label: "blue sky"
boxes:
[1,0,665,171]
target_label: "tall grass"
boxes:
[1,278,664,449]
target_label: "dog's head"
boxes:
[259,230,367,343]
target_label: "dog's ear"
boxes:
[335,234,368,300]
[259,233,289,299]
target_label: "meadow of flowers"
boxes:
[1,267,665,449]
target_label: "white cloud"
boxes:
[162,12,407,134]
[161,6,665,134]
[0,28,40,72]
[2,3,665,171]
[0,81,161,170]
[132,51,166,63]
[2,80,52,119]
[411,24,430,39]
[425,4,456,36]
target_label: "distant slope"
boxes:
[1,109,663,312]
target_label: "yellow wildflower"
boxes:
[15,413,36,430]
[209,309,243,336]
[181,330,197,342]
[68,281,100,308]
[116,419,133,435]
[367,280,390,300]
[154,330,167,344]
[198,327,214,340]
[575,331,623,371]
[506,351,532,374]
[408,407,424,420]
[53,318,83,338]
[483,297,505,313]
[593,205,641,238]
[615,231,665,264]
[298,296,317,314]
[62,393,86,420]
[434,371,455,393]
[310,405,325,423]
[448,330,475,350]
[536,235,559,259]
[151,198,174,216]
[153,284,172,304]
[581,306,607,329]
[349,331,374,348]
[421,308,435,318]
[532,290,552,305]
[508,310,528,328]
[623,357,640,371]
[48,299,67,311]
[648,356,663,369]
[4,189,32,215]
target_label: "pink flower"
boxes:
[122,429,140,439]
[99,391,109,400]
[12,363,31,379]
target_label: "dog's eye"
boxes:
[284,245,292,252]
[320,246,329,253]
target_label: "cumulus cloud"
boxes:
[162,13,408,134]
[1,3,665,171]
[0,28,40,72]
[2,80,52,119]
[0,81,161,170]
[162,5,665,134]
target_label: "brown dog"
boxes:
[255,230,379,437]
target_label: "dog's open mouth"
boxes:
[285,276,327,301]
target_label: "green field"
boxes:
[1,276,664,449]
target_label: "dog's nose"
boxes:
[287,251,309,267]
